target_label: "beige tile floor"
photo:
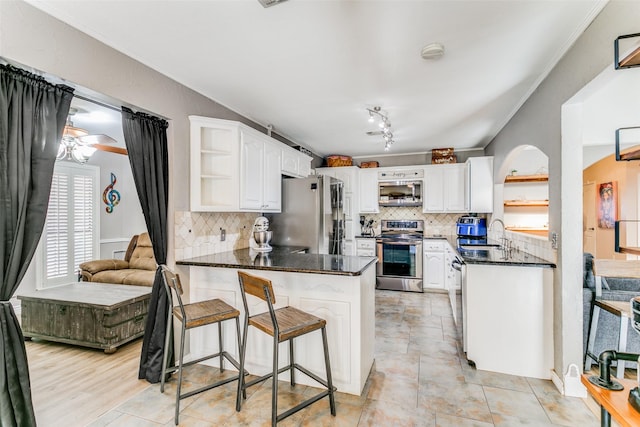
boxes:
[89,290,600,426]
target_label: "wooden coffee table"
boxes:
[582,374,640,427]
[18,282,152,353]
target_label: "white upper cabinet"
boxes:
[281,145,312,178]
[190,116,283,212]
[190,117,240,211]
[239,128,282,212]
[444,164,468,212]
[466,156,493,213]
[423,164,468,213]
[358,168,379,214]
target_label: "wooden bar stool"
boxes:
[235,271,336,426]
[160,265,243,425]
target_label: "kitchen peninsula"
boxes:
[177,247,377,395]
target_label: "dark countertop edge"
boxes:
[177,257,378,277]
[463,259,556,268]
[423,235,556,268]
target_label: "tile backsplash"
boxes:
[362,207,556,262]
[175,208,556,263]
[174,211,259,260]
[360,207,463,236]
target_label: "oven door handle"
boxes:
[377,239,422,245]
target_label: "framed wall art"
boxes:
[598,181,617,229]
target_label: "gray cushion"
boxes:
[583,253,595,289]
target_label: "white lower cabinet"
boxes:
[356,238,376,257]
[423,240,445,289]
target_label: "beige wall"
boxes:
[485,0,640,389]
[583,154,639,259]
[0,0,298,294]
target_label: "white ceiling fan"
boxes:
[58,108,127,163]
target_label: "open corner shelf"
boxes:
[504,174,548,183]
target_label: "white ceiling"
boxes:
[27,0,606,157]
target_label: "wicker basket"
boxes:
[326,155,353,167]
[432,155,457,164]
[432,147,454,157]
[360,161,379,168]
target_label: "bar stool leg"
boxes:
[175,323,187,425]
[289,338,295,387]
[321,326,336,416]
[236,322,249,412]
[160,306,173,393]
[235,317,246,400]
[219,322,224,372]
[272,337,279,427]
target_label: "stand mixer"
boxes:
[249,216,273,252]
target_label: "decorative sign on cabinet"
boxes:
[190,116,311,212]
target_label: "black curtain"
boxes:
[121,106,171,383]
[0,64,74,426]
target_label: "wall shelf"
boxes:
[615,33,640,69]
[504,200,549,207]
[504,174,548,183]
[615,126,640,161]
[505,227,549,237]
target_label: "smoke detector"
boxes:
[421,43,445,60]
[258,0,289,7]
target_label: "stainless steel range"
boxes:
[376,219,424,292]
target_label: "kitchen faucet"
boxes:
[489,218,507,247]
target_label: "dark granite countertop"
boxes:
[176,246,378,276]
[423,235,556,268]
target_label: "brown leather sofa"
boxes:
[79,232,156,286]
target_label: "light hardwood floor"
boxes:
[25,338,150,427]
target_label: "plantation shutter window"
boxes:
[42,163,99,287]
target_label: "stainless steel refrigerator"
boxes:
[268,176,345,254]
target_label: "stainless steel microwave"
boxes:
[378,180,422,207]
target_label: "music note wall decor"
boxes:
[103,172,121,213]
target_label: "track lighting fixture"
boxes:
[366,106,395,150]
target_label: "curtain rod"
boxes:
[1,56,170,120]
[73,94,122,113]
[73,93,170,121]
